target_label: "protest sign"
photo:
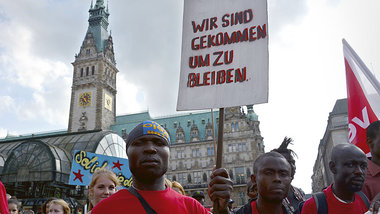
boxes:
[177,0,269,111]
[69,150,132,188]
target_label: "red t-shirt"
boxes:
[362,159,380,201]
[92,187,209,214]
[301,184,368,214]
[0,181,8,214]
[251,200,284,214]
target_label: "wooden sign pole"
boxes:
[216,108,224,169]
[211,109,217,162]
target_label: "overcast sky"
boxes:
[0,0,379,193]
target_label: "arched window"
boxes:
[203,173,207,182]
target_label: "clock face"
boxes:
[79,92,92,107]
[104,93,113,111]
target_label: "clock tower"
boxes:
[68,0,118,132]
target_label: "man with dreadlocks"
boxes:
[271,137,306,214]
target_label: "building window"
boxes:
[235,167,245,184]
[192,148,200,157]
[231,122,240,132]
[193,171,201,184]
[177,150,185,159]
[178,173,186,185]
[229,169,234,180]
[228,144,237,153]
[191,131,197,137]
[238,143,247,152]
[176,132,184,141]
[86,67,89,76]
[86,49,90,55]
[246,168,251,178]
[203,173,207,182]
[207,147,214,156]
[92,66,95,75]
[207,129,212,137]
[80,68,83,77]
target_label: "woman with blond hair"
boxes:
[88,168,119,213]
[171,181,186,195]
[48,199,70,214]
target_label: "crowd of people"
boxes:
[1,120,380,213]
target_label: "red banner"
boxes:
[343,39,380,154]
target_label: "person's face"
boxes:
[91,176,116,206]
[253,156,292,202]
[8,203,19,214]
[368,130,380,158]
[48,204,64,214]
[332,149,367,192]
[127,135,170,182]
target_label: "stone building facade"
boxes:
[311,98,349,192]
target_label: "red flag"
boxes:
[343,39,380,154]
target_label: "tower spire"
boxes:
[87,0,110,52]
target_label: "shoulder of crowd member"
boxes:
[91,189,131,213]
[300,196,317,214]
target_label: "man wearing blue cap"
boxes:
[93,121,233,214]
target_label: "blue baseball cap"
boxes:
[125,121,170,151]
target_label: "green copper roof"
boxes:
[87,0,110,52]
[110,111,220,144]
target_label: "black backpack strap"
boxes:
[312,192,328,214]
[128,186,157,214]
[357,191,370,209]
[234,200,253,214]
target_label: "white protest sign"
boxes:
[177,0,269,111]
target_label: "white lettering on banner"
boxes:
[348,123,356,143]
[352,107,370,129]
[348,106,370,143]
